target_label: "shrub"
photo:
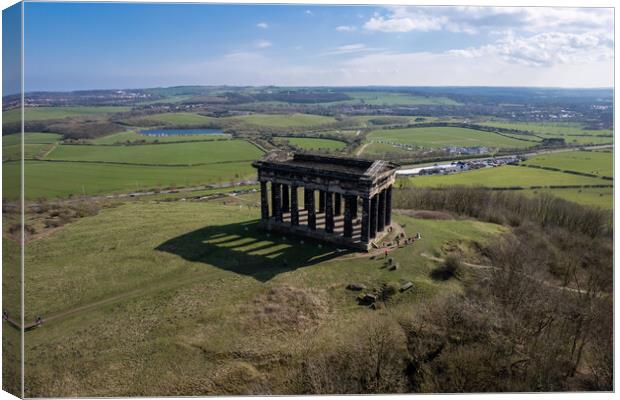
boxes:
[431,255,462,281]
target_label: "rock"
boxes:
[400,282,414,292]
[389,263,398,271]
[346,283,366,291]
[357,293,377,305]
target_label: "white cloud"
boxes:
[336,25,356,32]
[321,43,382,56]
[256,22,269,29]
[305,10,313,16]
[449,31,612,67]
[363,6,613,36]
[255,40,272,49]
[364,11,447,33]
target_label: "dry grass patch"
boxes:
[244,285,328,332]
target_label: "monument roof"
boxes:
[252,151,399,180]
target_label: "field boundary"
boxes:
[23,158,258,167]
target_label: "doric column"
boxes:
[325,191,334,233]
[260,181,269,220]
[319,190,326,213]
[351,197,358,219]
[377,189,386,232]
[306,189,316,230]
[282,184,290,213]
[290,185,299,226]
[271,182,282,222]
[385,186,392,226]
[343,195,353,238]
[361,196,371,243]
[370,194,378,238]
[334,193,342,216]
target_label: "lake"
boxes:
[140,128,224,136]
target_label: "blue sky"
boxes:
[18,3,615,91]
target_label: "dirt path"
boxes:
[37,142,58,159]
[355,141,371,156]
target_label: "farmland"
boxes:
[478,120,613,136]
[46,140,260,165]
[91,130,231,144]
[126,112,218,126]
[21,196,503,396]
[3,132,62,145]
[523,150,613,177]
[3,160,256,199]
[521,187,613,210]
[406,165,606,188]
[368,127,535,149]
[285,137,346,151]
[232,113,337,128]
[3,106,130,123]
[343,92,461,106]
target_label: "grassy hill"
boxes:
[21,195,503,396]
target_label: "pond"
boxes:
[140,128,224,136]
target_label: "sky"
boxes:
[14,3,616,92]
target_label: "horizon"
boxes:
[5,84,615,97]
[15,3,616,93]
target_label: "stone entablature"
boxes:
[252,152,399,251]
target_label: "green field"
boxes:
[536,133,613,145]
[523,150,613,177]
[3,106,131,124]
[343,92,461,106]
[479,120,613,137]
[407,165,606,188]
[233,113,336,128]
[91,130,231,144]
[46,140,261,165]
[360,142,413,157]
[285,137,346,151]
[130,112,218,126]
[369,127,534,149]
[521,187,613,209]
[3,132,62,145]
[21,196,503,396]
[4,160,257,199]
[3,143,50,161]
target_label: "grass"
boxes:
[520,187,613,210]
[407,165,606,188]
[3,143,50,161]
[523,150,613,177]
[478,120,613,137]
[45,140,262,165]
[343,92,461,106]
[21,195,503,396]
[3,132,62,145]
[3,160,257,199]
[285,137,346,151]
[368,127,534,149]
[360,142,413,157]
[129,112,218,126]
[3,106,131,124]
[91,130,231,144]
[233,113,336,128]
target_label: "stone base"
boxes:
[259,217,393,252]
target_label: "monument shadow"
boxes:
[155,220,351,282]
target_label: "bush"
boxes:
[431,255,462,281]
